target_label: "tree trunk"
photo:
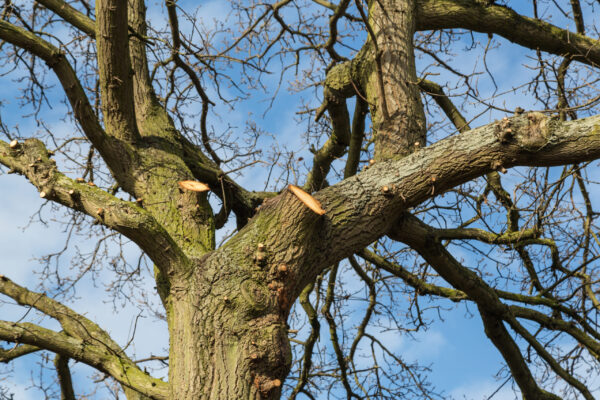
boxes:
[366,0,426,160]
[168,255,292,400]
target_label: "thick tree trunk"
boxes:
[168,255,292,400]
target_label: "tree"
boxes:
[1,0,600,398]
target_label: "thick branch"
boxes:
[0,138,189,276]
[0,19,135,186]
[0,274,127,354]
[417,0,600,67]
[369,0,426,160]
[0,343,39,362]
[96,0,140,142]
[35,0,95,36]
[0,319,168,399]
[216,111,600,303]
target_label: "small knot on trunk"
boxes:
[253,375,282,397]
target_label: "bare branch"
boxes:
[54,354,76,400]
[0,343,39,363]
[35,0,95,37]
[0,319,168,399]
[0,138,190,276]
[417,0,600,67]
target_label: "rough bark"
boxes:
[366,0,426,160]
[3,0,600,399]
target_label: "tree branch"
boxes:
[35,0,95,37]
[96,0,140,142]
[389,214,563,399]
[0,138,190,276]
[304,73,352,192]
[214,110,600,305]
[0,343,39,362]
[54,354,76,400]
[417,0,600,67]
[0,319,168,399]
[0,19,136,187]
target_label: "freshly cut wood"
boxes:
[178,180,210,192]
[288,185,326,215]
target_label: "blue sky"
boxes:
[1,0,600,399]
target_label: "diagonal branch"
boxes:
[389,213,591,399]
[0,19,136,187]
[35,0,95,37]
[0,274,129,354]
[417,0,600,67]
[216,110,600,301]
[0,319,168,399]
[0,138,189,276]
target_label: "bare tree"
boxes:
[1,0,600,398]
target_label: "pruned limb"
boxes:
[0,138,189,276]
[181,137,275,227]
[221,111,600,299]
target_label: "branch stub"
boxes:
[178,180,210,192]
[287,185,326,215]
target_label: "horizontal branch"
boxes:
[434,227,539,244]
[358,249,468,302]
[0,343,39,362]
[417,0,600,67]
[510,305,600,361]
[0,319,168,399]
[0,138,189,276]
[0,274,123,354]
